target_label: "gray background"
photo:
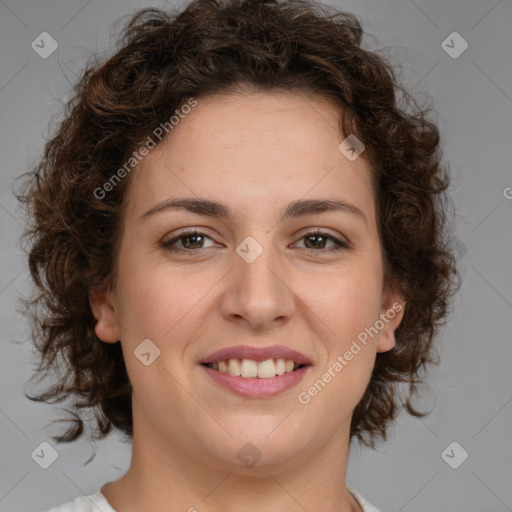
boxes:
[1,0,511,511]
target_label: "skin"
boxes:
[90,89,405,512]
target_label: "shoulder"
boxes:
[44,490,115,512]
[347,484,381,512]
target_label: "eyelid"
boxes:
[162,228,220,249]
[161,228,350,253]
[292,231,350,252]
[295,226,349,243]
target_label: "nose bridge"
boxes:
[222,235,295,328]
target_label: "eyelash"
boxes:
[161,229,349,254]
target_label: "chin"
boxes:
[199,424,311,472]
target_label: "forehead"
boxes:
[124,91,376,225]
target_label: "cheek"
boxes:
[299,278,380,420]
[298,267,381,404]
[114,250,219,344]
[306,268,382,342]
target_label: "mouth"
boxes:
[201,358,308,379]
[199,345,312,397]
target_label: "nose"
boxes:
[219,241,296,331]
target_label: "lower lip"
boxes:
[200,365,310,398]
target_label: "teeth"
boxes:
[228,358,241,376]
[214,358,299,379]
[258,359,276,379]
[240,359,258,378]
[275,358,286,375]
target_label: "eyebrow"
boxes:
[140,197,368,227]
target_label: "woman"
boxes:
[18,0,458,510]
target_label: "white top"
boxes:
[45,490,114,512]
[45,484,380,512]
[347,485,381,512]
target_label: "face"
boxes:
[91,90,404,472]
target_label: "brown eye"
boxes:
[294,231,349,252]
[162,230,217,252]
[178,233,206,250]
[304,233,329,249]
[162,230,349,254]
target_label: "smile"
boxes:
[203,358,304,379]
[200,344,312,397]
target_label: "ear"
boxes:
[376,278,406,353]
[89,285,120,344]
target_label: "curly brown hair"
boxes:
[17,0,459,448]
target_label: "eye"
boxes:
[292,231,349,253]
[161,229,349,254]
[162,230,217,252]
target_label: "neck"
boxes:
[102,414,362,512]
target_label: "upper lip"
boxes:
[201,345,312,365]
